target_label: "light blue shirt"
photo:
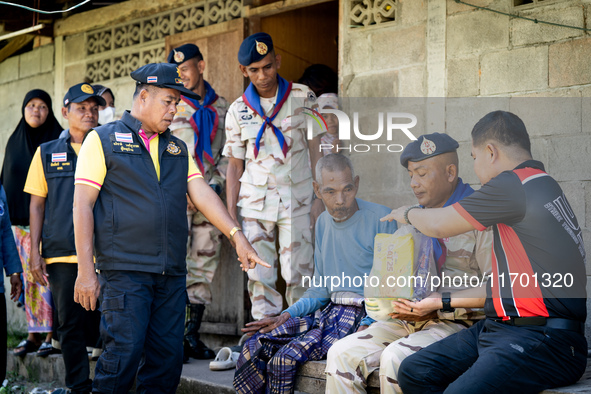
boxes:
[284,198,397,318]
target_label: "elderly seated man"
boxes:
[233,153,397,394]
[325,133,493,394]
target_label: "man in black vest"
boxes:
[72,63,269,393]
[25,82,105,394]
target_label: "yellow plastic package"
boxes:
[364,225,437,322]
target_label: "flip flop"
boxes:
[13,340,38,357]
[36,341,55,358]
[209,347,240,371]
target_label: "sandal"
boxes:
[209,347,240,371]
[36,341,55,358]
[14,339,39,357]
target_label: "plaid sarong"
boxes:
[233,302,365,394]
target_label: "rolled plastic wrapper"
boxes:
[364,225,438,322]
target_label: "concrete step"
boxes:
[6,352,236,393]
[7,351,591,393]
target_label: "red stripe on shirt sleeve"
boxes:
[452,202,487,231]
[75,178,103,188]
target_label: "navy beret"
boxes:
[63,82,106,107]
[238,32,274,66]
[167,43,203,65]
[400,132,459,168]
[130,63,200,100]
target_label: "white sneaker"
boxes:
[209,347,239,371]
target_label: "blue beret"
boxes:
[130,63,200,100]
[167,43,203,65]
[238,32,274,66]
[400,132,459,168]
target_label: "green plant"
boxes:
[6,330,27,349]
[24,364,39,384]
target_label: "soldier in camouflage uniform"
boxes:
[325,133,493,394]
[168,44,229,360]
[223,33,323,320]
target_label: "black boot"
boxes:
[184,304,215,360]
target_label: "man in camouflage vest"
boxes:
[223,32,323,320]
[325,133,493,394]
[168,43,229,360]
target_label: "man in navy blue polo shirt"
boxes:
[382,110,587,394]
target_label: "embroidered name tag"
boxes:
[110,134,141,154]
[112,140,142,154]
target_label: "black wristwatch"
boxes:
[440,292,455,313]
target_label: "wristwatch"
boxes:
[403,204,422,225]
[440,292,455,313]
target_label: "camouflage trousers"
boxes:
[325,319,467,394]
[242,204,314,320]
[186,210,223,305]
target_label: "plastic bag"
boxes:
[364,225,438,322]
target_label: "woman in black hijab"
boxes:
[1,89,63,224]
[0,89,62,357]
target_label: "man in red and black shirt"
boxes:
[383,111,587,394]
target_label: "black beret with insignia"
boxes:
[167,43,203,65]
[130,63,200,100]
[238,32,274,66]
[400,132,459,168]
[63,82,106,107]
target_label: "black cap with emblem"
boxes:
[238,32,274,66]
[63,83,106,107]
[130,63,200,100]
[167,43,203,65]
[400,132,460,168]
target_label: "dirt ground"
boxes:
[2,370,65,394]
